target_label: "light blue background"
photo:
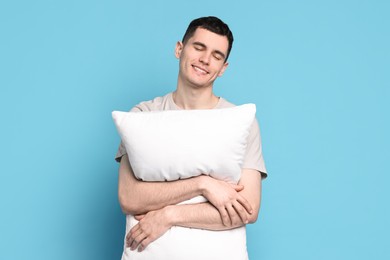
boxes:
[1,0,389,259]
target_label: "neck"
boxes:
[173,85,219,110]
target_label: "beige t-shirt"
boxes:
[115,92,267,178]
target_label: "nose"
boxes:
[199,52,211,65]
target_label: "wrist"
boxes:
[163,205,178,227]
[196,175,209,196]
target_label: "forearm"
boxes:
[121,176,202,216]
[167,202,246,231]
[167,168,262,230]
[118,155,205,215]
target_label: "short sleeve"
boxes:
[242,119,268,179]
[115,141,127,162]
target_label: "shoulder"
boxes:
[131,93,174,112]
[216,97,236,108]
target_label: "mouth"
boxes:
[192,65,209,75]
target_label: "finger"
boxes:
[237,196,253,214]
[134,214,146,221]
[232,201,248,224]
[231,184,244,192]
[138,237,153,252]
[217,206,231,226]
[127,224,140,243]
[127,226,143,247]
[130,232,147,251]
[225,204,240,226]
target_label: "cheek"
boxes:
[213,64,225,75]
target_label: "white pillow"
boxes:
[112,104,256,184]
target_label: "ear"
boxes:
[175,41,183,59]
[218,62,229,77]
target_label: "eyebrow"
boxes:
[193,41,226,60]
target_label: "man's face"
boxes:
[175,28,229,89]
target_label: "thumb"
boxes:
[232,184,244,192]
[134,214,145,220]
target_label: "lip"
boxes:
[192,65,209,74]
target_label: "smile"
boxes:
[192,65,209,75]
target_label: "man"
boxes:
[115,16,267,259]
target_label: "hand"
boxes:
[126,207,172,252]
[199,176,253,226]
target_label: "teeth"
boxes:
[193,66,207,74]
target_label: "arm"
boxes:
[172,168,262,229]
[118,155,203,215]
[127,169,262,251]
[118,155,251,222]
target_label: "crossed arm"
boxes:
[118,155,262,251]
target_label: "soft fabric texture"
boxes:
[115,93,267,178]
[112,104,256,184]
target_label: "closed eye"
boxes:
[193,42,206,51]
[192,42,226,61]
[213,53,223,60]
